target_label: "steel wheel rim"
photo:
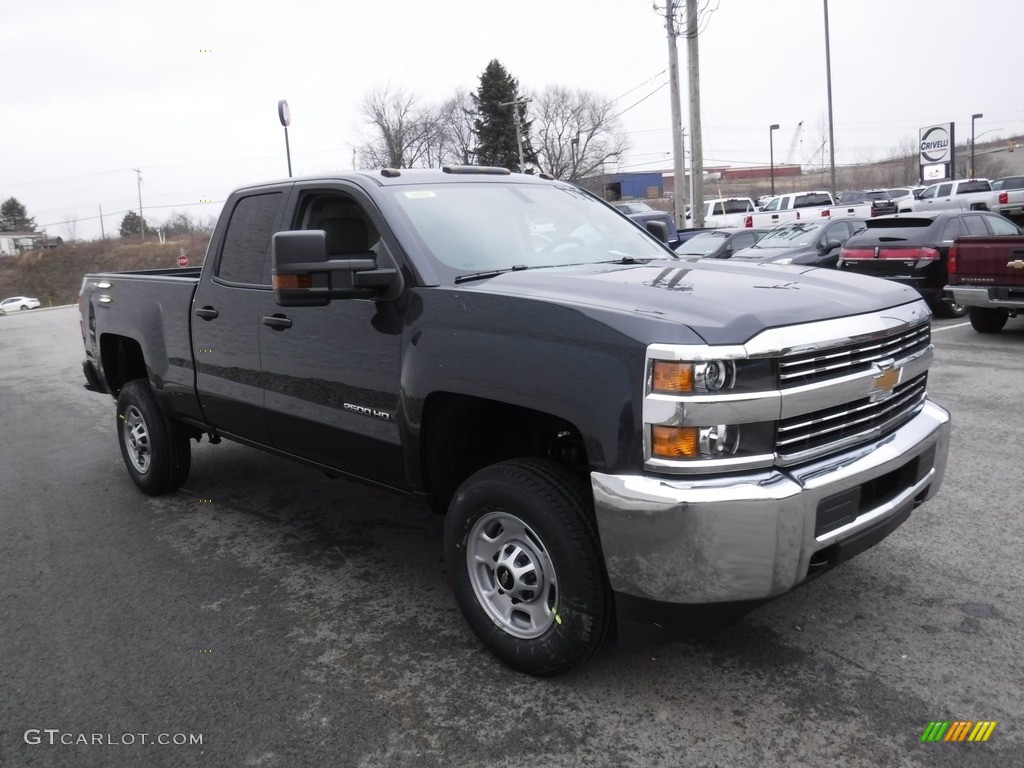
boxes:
[466,510,558,639]
[122,404,151,474]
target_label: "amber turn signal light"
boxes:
[273,273,313,289]
[652,361,694,393]
[652,426,698,458]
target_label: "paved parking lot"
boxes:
[1,307,1020,767]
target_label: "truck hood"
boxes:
[460,258,921,345]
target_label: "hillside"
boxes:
[0,234,210,309]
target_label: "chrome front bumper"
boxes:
[592,400,950,605]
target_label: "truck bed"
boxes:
[80,268,202,420]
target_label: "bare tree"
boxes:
[436,88,476,166]
[530,86,627,181]
[357,84,443,169]
[875,136,921,187]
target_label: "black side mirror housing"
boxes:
[271,230,402,307]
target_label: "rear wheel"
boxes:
[116,380,191,494]
[968,306,1009,333]
[444,459,612,676]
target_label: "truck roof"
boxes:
[230,166,556,194]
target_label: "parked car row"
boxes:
[667,207,1024,320]
[837,210,1021,317]
[617,183,1024,324]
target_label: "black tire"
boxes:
[968,306,1009,334]
[444,458,612,677]
[116,379,191,494]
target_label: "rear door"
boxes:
[258,182,407,488]
[192,189,287,443]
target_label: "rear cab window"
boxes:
[215,192,283,286]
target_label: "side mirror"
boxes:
[820,239,842,253]
[645,220,669,243]
[271,230,401,306]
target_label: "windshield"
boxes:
[388,182,672,282]
[755,222,824,248]
[676,231,730,255]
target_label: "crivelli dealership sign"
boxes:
[919,122,955,182]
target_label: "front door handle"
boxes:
[262,315,293,330]
[194,306,219,320]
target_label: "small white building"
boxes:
[0,231,60,256]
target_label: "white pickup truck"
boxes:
[742,190,835,228]
[897,179,998,214]
[690,197,757,228]
[991,176,1024,222]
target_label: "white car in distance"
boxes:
[0,296,42,315]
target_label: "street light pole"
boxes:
[278,100,293,177]
[971,112,983,178]
[769,124,780,195]
[823,0,837,197]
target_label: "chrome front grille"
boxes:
[778,322,931,388]
[776,372,928,461]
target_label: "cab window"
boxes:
[217,192,282,286]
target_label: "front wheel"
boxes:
[444,459,612,676]
[116,380,191,494]
[968,306,1009,333]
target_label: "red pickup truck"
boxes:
[946,235,1024,332]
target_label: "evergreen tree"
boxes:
[0,197,36,232]
[119,210,148,238]
[472,60,535,172]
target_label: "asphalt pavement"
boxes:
[0,307,1020,767]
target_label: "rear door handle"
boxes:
[262,315,293,330]
[194,306,219,320]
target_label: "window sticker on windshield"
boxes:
[403,190,437,199]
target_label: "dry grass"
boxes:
[0,233,211,307]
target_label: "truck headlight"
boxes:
[650,358,773,395]
[651,423,773,461]
[652,360,737,393]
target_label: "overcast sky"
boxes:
[2,0,1017,241]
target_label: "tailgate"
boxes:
[955,240,1024,287]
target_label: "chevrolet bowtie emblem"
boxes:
[870,363,903,401]
[1006,259,1024,270]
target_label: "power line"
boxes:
[37,199,224,230]
[610,81,667,121]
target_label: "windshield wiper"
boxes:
[454,264,532,284]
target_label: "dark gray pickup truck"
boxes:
[80,167,951,676]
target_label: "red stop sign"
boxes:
[177,255,190,267]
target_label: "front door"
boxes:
[258,185,407,488]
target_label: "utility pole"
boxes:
[499,98,531,172]
[685,0,705,228]
[133,168,145,241]
[98,204,106,240]
[664,1,687,230]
